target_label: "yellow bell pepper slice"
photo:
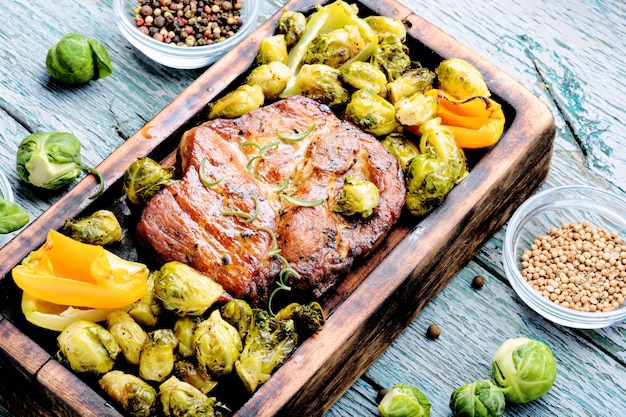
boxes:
[425,89,506,149]
[12,230,149,309]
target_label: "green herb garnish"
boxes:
[199,156,224,187]
[276,124,316,141]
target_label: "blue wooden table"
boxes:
[1,0,625,416]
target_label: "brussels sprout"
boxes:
[394,92,439,127]
[107,310,147,366]
[99,371,157,417]
[371,34,411,81]
[435,58,490,100]
[491,337,557,404]
[277,10,306,47]
[235,309,298,393]
[154,261,224,316]
[174,360,219,395]
[294,64,350,107]
[159,376,218,417]
[382,133,420,171]
[256,34,289,65]
[139,329,178,382]
[378,383,431,417]
[303,25,368,69]
[449,380,505,417]
[404,118,468,216]
[275,301,325,340]
[123,157,177,206]
[57,320,120,375]
[220,298,254,340]
[128,271,162,328]
[332,175,380,218]
[194,310,242,377]
[174,316,198,358]
[344,89,398,136]
[46,33,112,84]
[246,61,292,100]
[16,132,104,198]
[340,61,388,96]
[208,84,265,119]
[364,15,407,42]
[61,209,122,246]
[0,198,29,234]
[387,68,436,104]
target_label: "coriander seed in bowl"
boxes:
[503,185,626,328]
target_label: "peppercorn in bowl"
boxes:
[503,185,626,328]
[114,0,260,69]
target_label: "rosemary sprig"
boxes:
[274,178,290,193]
[276,124,316,141]
[281,193,326,207]
[220,195,259,224]
[199,156,224,187]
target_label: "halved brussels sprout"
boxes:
[193,310,242,377]
[295,64,350,107]
[394,92,439,127]
[220,298,254,340]
[257,34,289,65]
[277,10,306,47]
[340,61,388,96]
[364,15,407,42]
[208,84,265,119]
[435,58,490,100]
[246,61,292,100]
[100,371,157,417]
[370,34,411,81]
[159,376,218,417]
[344,89,398,136]
[332,175,380,218]
[303,25,367,68]
[387,67,436,104]
[123,157,176,206]
[62,209,122,246]
[174,360,219,395]
[139,329,178,382]
[57,320,120,375]
[382,133,420,171]
[173,316,198,358]
[107,310,147,366]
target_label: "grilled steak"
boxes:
[137,95,406,303]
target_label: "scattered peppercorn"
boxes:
[471,275,485,289]
[132,0,244,47]
[521,221,626,313]
[426,324,441,339]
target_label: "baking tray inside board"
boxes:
[0,0,555,416]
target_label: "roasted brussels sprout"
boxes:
[220,298,254,340]
[139,329,178,382]
[344,89,398,136]
[294,64,350,107]
[235,309,298,393]
[123,157,177,206]
[378,383,431,417]
[16,132,104,198]
[435,58,490,100]
[61,209,122,246]
[246,61,292,100]
[404,118,468,216]
[303,25,368,68]
[277,10,306,47]
[382,133,420,171]
[256,34,289,65]
[99,371,158,417]
[370,34,411,81]
[57,320,120,375]
[275,301,325,339]
[194,310,242,377]
[364,15,407,42]
[449,380,505,417]
[394,92,439,127]
[208,84,265,119]
[174,316,198,358]
[332,175,380,218]
[128,271,162,328]
[46,33,112,84]
[154,261,224,316]
[340,61,388,96]
[107,310,147,366]
[159,376,219,417]
[387,67,436,104]
[174,360,219,395]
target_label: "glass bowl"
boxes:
[503,185,626,329]
[0,169,15,246]
[114,0,260,69]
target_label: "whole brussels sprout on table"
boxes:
[46,33,112,85]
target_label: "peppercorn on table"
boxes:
[1,0,625,416]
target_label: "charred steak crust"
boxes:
[137,96,406,303]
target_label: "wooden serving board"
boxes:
[0,0,555,416]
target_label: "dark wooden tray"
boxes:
[0,0,555,416]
